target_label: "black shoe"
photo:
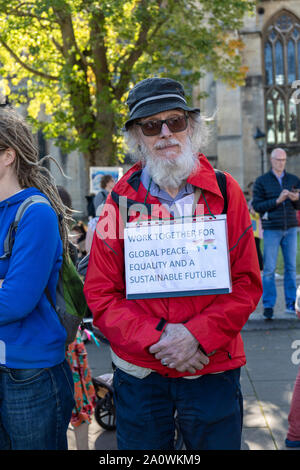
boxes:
[263,307,273,320]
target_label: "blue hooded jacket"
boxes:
[0,187,67,368]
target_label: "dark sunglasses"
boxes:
[136,114,188,136]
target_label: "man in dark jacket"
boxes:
[253,148,300,320]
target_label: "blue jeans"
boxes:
[113,367,243,450]
[0,360,75,450]
[263,228,297,309]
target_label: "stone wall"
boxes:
[197,0,300,193]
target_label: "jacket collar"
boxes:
[115,154,224,202]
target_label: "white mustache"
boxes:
[153,139,181,150]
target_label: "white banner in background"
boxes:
[124,215,232,299]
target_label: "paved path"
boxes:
[68,276,300,451]
[241,328,300,450]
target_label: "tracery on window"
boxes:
[263,10,300,146]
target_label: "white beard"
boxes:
[141,138,199,190]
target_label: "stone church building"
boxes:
[196,0,300,194]
[50,0,300,215]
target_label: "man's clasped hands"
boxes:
[149,323,210,374]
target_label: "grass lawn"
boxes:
[260,230,300,275]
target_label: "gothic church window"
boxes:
[263,10,300,146]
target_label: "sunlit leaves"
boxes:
[0,0,255,165]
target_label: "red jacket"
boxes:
[84,155,262,377]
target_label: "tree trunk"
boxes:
[87,139,116,167]
[85,112,117,167]
[83,132,116,197]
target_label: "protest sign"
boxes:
[124,215,231,299]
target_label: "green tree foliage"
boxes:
[0,0,255,166]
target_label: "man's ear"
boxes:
[4,148,16,166]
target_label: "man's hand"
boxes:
[149,323,209,372]
[288,190,300,202]
[276,189,290,204]
[167,349,210,374]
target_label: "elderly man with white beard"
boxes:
[84,77,262,450]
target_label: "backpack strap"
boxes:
[214,169,228,214]
[0,195,51,260]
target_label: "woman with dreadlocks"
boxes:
[0,107,75,450]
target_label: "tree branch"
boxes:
[52,3,89,70]
[10,1,36,11]
[6,10,51,22]
[1,3,64,62]
[51,36,64,56]
[88,8,111,93]
[51,3,96,143]
[4,2,54,23]
[0,37,59,81]
[114,0,166,100]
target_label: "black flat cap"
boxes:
[123,77,200,130]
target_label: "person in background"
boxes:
[252,148,300,320]
[85,206,102,254]
[84,77,262,450]
[247,182,263,271]
[56,185,73,217]
[56,186,96,451]
[0,106,74,450]
[86,175,115,253]
[65,334,97,450]
[86,194,96,219]
[93,174,115,215]
[285,285,300,448]
[70,221,87,261]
